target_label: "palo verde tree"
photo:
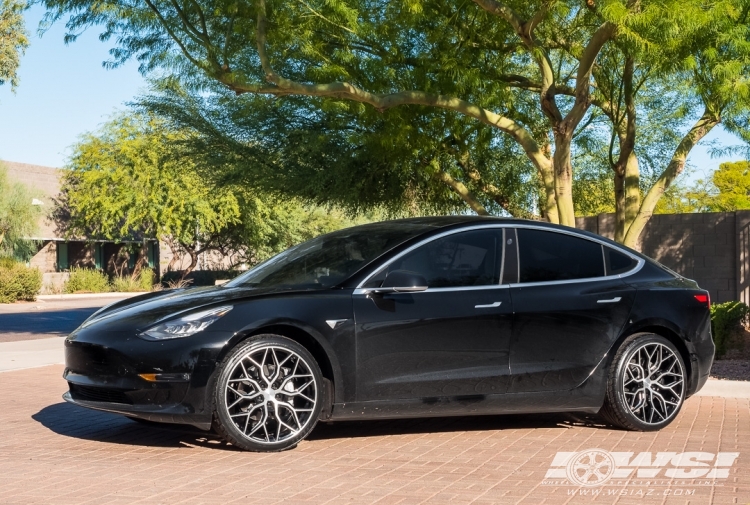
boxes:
[42,0,750,246]
[60,113,242,276]
[60,112,365,274]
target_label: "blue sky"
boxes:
[0,4,744,181]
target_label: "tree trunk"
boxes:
[552,133,576,227]
[539,159,559,224]
[182,249,199,280]
[614,152,640,243]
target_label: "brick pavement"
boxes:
[0,365,748,505]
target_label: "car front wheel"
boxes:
[600,333,687,431]
[213,334,323,451]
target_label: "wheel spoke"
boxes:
[222,344,318,445]
[621,342,684,425]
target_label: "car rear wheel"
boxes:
[600,333,687,431]
[213,334,323,451]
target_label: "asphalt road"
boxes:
[0,296,134,343]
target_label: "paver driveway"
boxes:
[0,365,748,505]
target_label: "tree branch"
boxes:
[623,109,720,246]
[246,0,551,175]
[435,170,490,216]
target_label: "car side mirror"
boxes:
[376,270,428,293]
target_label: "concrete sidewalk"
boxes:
[0,337,64,372]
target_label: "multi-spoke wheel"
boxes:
[213,335,323,451]
[599,334,687,431]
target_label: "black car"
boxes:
[64,216,714,451]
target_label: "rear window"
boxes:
[517,228,605,283]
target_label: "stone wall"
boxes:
[576,211,750,303]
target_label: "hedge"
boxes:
[710,301,749,359]
[0,260,43,303]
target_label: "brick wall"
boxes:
[576,211,750,303]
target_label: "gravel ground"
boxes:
[710,359,750,381]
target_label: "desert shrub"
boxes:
[0,261,42,303]
[64,267,111,294]
[111,268,156,292]
[710,301,749,359]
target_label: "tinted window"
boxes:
[606,247,638,275]
[517,229,604,283]
[369,230,502,288]
[226,223,425,290]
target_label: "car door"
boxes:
[507,227,639,393]
[353,228,513,401]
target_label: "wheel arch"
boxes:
[217,321,343,408]
[609,322,693,390]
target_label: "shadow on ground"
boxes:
[0,308,98,335]
[33,401,612,451]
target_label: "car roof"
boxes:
[337,215,643,257]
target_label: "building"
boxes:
[3,161,159,292]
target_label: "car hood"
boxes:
[74,285,314,334]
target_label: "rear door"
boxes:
[507,227,639,393]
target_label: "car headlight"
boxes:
[139,306,233,341]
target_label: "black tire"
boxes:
[599,333,687,431]
[212,334,324,451]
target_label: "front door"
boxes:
[353,228,513,401]
[507,227,637,393]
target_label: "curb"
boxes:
[35,292,144,301]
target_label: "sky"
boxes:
[0,4,744,181]
[0,5,147,168]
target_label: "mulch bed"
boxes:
[710,359,750,381]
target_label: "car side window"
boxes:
[517,228,605,283]
[367,230,503,288]
[606,247,638,275]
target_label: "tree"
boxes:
[60,112,363,275]
[0,0,28,90]
[705,160,750,211]
[0,161,41,259]
[61,114,242,276]
[42,0,750,246]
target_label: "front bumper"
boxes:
[63,326,233,430]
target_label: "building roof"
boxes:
[2,160,63,239]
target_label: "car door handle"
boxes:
[475,301,502,308]
[597,297,622,304]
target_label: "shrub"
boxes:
[710,301,749,359]
[0,261,42,303]
[111,268,156,292]
[64,267,111,294]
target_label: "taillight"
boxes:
[694,293,710,309]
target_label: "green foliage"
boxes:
[111,268,155,292]
[0,260,42,303]
[64,267,110,294]
[40,0,750,239]
[0,0,28,90]
[710,301,749,359]
[0,162,42,260]
[707,161,750,211]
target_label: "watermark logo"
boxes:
[565,449,617,486]
[545,449,739,487]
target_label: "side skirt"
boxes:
[331,360,608,421]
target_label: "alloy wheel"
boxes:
[222,345,318,445]
[621,342,684,425]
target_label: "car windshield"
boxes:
[225,222,427,290]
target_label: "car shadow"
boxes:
[32,402,239,451]
[34,402,614,450]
